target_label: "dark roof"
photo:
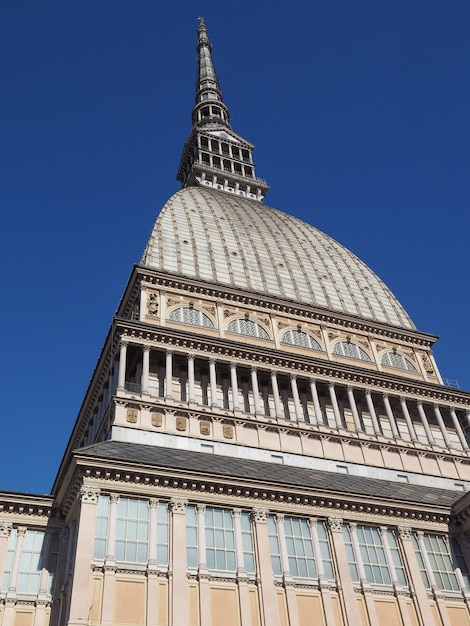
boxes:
[76,440,459,508]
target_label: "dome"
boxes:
[142,187,414,330]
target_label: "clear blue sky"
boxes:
[1,1,469,494]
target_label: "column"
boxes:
[117,339,128,389]
[309,378,323,425]
[196,504,211,626]
[348,523,379,625]
[0,522,12,590]
[148,498,158,567]
[274,514,300,626]
[450,408,469,450]
[187,354,196,403]
[141,345,150,394]
[147,499,160,626]
[397,526,435,625]
[6,526,26,596]
[67,486,101,626]
[379,527,413,626]
[326,517,362,626]
[168,497,188,626]
[232,509,252,626]
[101,494,119,626]
[290,375,304,421]
[251,366,262,415]
[382,393,400,439]
[209,359,218,407]
[232,509,246,575]
[400,396,417,441]
[416,401,434,445]
[365,389,381,435]
[346,386,362,432]
[328,382,343,429]
[230,363,240,411]
[196,504,207,572]
[308,519,336,626]
[271,371,283,419]
[139,285,148,321]
[37,531,53,596]
[250,508,281,626]
[165,350,173,399]
[433,404,452,448]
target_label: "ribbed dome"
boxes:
[142,187,414,330]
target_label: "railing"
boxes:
[443,378,460,389]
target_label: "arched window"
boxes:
[282,329,321,351]
[333,341,371,362]
[169,307,215,329]
[227,318,269,340]
[381,352,417,372]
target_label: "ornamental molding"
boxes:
[66,455,452,526]
[327,517,343,532]
[250,507,269,523]
[135,268,437,347]
[0,522,13,537]
[79,486,100,504]
[114,319,470,408]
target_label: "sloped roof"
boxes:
[77,441,456,508]
[142,187,414,329]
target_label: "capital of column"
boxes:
[0,522,12,537]
[365,389,371,396]
[169,497,188,514]
[120,338,129,347]
[328,381,335,389]
[166,349,173,356]
[78,486,100,504]
[230,362,237,369]
[196,504,206,514]
[327,516,343,532]
[143,344,151,353]
[275,513,285,524]
[188,353,195,362]
[378,526,388,537]
[149,498,159,509]
[209,358,216,365]
[308,518,318,529]
[17,526,27,537]
[382,392,389,399]
[232,508,242,519]
[397,525,412,540]
[416,399,423,407]
[251,365,257,373]
[250,507,269,523]
[289,373,297,381]
[349,522,358,532]
[109,493,119,504]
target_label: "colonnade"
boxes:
[114,340,470,452]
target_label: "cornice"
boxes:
[115,319,470,407]
[61,456,452,526]
[134,267,438,347]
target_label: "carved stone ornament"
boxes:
[168,497,188,514]
[277,321,289,330]
[147,292,159,315]
[398,525,412,540]
[126,409,138,423]
[0,521,12,537]
[223,425,234,439]
[250,507,269,523]
[152,412,163,427]
[200,420,211,435]
[17,526,27,537]
[327,517,343,532]
[176,417,188,432]
[79,486,100,504]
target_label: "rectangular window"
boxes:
[414,533,460,592]
[205,507,236,572]
[17,530,45,594]
[115,498,149,564]
[156,502,169,566]
[344,525,403,586]
[267,515,282,575]
[186,505,198,568]
[1,529,16,592]
[284,517,317,578]
[94,495,110,559]
[240,512,255,574]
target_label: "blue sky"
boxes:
[1,1,469,493]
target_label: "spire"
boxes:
[177,17,268,202]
